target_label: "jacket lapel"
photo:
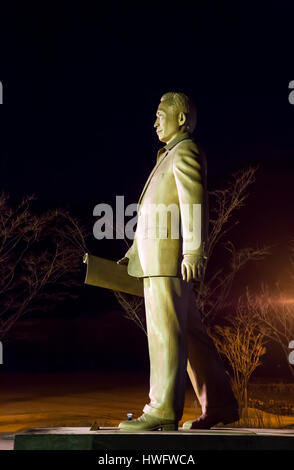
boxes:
[137,133,191,205]
[137,148,169,204]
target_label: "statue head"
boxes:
[154,92,197,143]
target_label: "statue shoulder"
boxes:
[172,138,204,161]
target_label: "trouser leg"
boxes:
[142,276,190,421]
[186,286,238,414]
[142,275,238,421]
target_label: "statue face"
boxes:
[154,102,182,143]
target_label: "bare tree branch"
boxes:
[251,283,294,377]
[209,296,267,413]
[193,166,269,323]
[0,191,89,338]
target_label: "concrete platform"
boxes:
[13,426,294,450]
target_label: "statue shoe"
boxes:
[118,413,178,431]
[183,407,239,430]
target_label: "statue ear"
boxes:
[178,111,187,127]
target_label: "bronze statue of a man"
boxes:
[118,92,239,431]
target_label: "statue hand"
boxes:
[83,253,89,264]
[117,256,129,266]
[181,254,206,282]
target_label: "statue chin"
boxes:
[156,132,165,142]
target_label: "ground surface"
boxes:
[1,371,294,450]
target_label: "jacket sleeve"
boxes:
[172,141,208,256]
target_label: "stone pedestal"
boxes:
[13,426,294,451]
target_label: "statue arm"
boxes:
[172,141,207,257]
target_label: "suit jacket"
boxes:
[125,132,209,278]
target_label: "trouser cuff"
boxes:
[143,403,180,421]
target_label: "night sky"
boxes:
[0,2,293,373]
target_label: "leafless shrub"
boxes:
[249,283,294,377]
[193,166,269,323]
[0,192,88,338]
[209,295,267,413]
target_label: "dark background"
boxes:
[0,2,293,377]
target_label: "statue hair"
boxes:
[160,92,197,133]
